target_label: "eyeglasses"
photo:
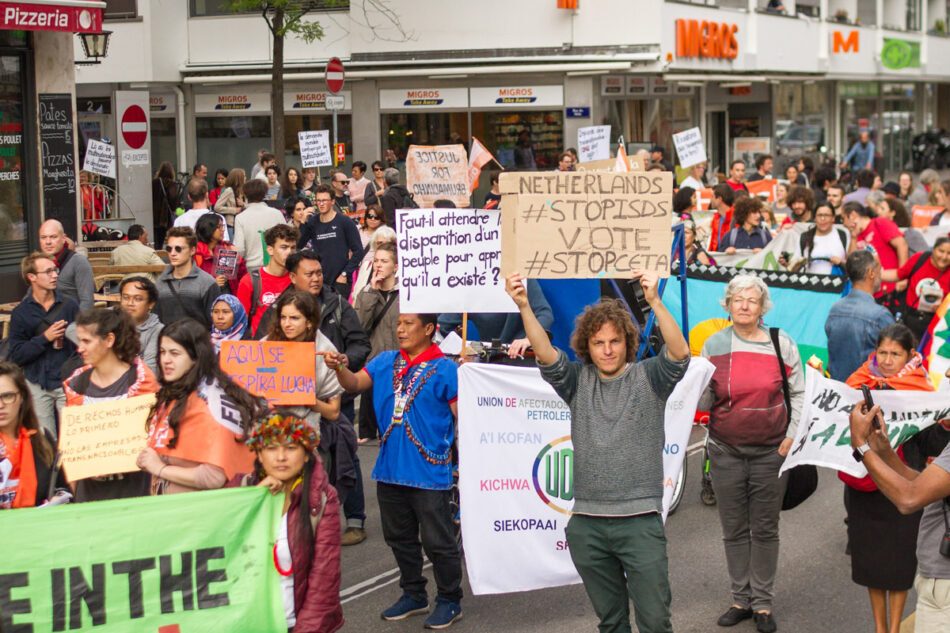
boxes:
[335,179,349,185]
[35,267,59,276]
[0,391,19,405]
[366,214,380,220]
[372,167,383,172]
[315,197,332,204]
[169,245,189,253]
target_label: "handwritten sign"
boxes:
[500,171,674,278]
[781,368,949,478]
[672,126,706,168]
[405,144,470,208]
[577,125,611,162]
[397,208,513,313]
[912,205,943,229]
[214,248,239,278]
[220,341,316,405]
[298,129,331,168]
[82,139,115,178]
[575,155,644,172]
[58,394,155,481]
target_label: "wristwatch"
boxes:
[852,443,871,462]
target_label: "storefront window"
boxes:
[840,82,915,174]
[0,55,25,244]
[382,113,469,163]
[774,83,826,160]
[285,114,352,171]
[150,118,176,173]
[196,115,271,177]
[470,111,563,170]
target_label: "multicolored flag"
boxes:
[467,137,495,194]
[922,294,950,386]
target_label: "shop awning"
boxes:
[0,0,105,34]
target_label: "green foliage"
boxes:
[223,0,348,42]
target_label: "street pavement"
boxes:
[339,429,913,632]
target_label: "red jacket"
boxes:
[195,240,247,295]
[230,459,343,633]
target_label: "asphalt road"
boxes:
[339,429,913,632]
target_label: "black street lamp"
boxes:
[76,31,112,65]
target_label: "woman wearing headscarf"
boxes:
[231,413,344,633]
[211,294,248,353]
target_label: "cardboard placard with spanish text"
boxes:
[58,393,155,481]
[406,144,470,208]
[220,341,317,405]
[912,205,944,229]
[500,171,674,279]
[575,155,644,172]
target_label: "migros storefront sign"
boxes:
[675,18,739,60]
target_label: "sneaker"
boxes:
[424,599,462,629]
[341,527,366,546]
[755,611,777,633]
[381,593,429,621]
[717,606,753,627]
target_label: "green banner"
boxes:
[0,487,284,632]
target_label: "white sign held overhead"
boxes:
[82,139,115,178]
[672,126,707,168]
[577,125,611,162]
[298,129,331,168]
[397,208,513,313]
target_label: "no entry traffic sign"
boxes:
[120,105,148,149]
[325,57,344,94]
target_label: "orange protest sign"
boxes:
[695,188,715,211]
[220,341,316,405]
[911,205,943,229]
[746,179,777,202]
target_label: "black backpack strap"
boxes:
[769,327,792,429]
[246,270,262,326]
[366,290,397,338]
[909,252,931,280]
[837,227,848,250]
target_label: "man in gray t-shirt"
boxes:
[506,270,690,633]
[850,408,950,631]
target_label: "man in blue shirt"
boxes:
[824,250,894,381]
[841,131,876,173]
[842,169,876,207]
[328,313,463,629]
[718,197,771,253]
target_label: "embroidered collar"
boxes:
[397,344,443,378]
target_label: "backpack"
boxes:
[721,226,767,250]
[244,270,263,339]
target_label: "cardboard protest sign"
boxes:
[672,126,706,168]
[780,367,950,479]
[406,144,470,208]
[298,129,331,167]
[457,358,711,594]
[746,178,778,202]
[912,205,943,229]
[499,171,674,278]
[575,155,644,172]
[220,341,316,405]
[0,486,284,631]
[214,248,239,278]
[58,393,155,481]
[397,208,513,313]
[82,139,116,178]
[577,125,610,162]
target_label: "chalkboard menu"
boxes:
[39,93,77,239]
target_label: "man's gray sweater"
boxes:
[539,347,688,516]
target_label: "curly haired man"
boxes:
[506,270,690,633]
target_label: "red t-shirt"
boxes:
[725,180,747,193]
[855,217,903,294]
[236,267,291,334]
[898,252,950,310]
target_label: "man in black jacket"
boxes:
[378,168,416,232]
[256,250,372,545]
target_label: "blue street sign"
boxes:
[565,107,591,118]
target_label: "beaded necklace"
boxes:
[381,355,449,466]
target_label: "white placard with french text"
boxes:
[82,139,116,178]
[577,125,611,162]
[298,129,331,168]
[672,126,707,168]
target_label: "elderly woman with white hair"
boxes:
[698,274,804,633]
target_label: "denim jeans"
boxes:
[340,399,365,528]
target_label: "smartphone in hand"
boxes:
[861,385,881,431]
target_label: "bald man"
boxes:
[38,220,94,310]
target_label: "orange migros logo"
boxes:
[675,19,739,59]
[833,30,859,53]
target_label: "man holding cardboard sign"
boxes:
[506,269,689,633]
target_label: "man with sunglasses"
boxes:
[330,169,355,221]
[7,252,79,439]
[154,227,221,329]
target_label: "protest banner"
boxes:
[82,139,116,178]
[406,144,470,208]
[298,129,331,168]
[499,170,674,278]
[575,154,644,172]
[58,393,155,481]
[220,341,316,405]
[672,126,706,168]
[457,359,712,595]
[213,248,239,278]
[746,178,778,202]
[912,205,943,228]
[0,486,284,632]
[397,208,513,313]
[780,367,950,478]
[577,125,611,162]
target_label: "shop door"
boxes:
[706,107,728,182]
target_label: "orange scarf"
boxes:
[841,352,934,491]
[0,427,38,509]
